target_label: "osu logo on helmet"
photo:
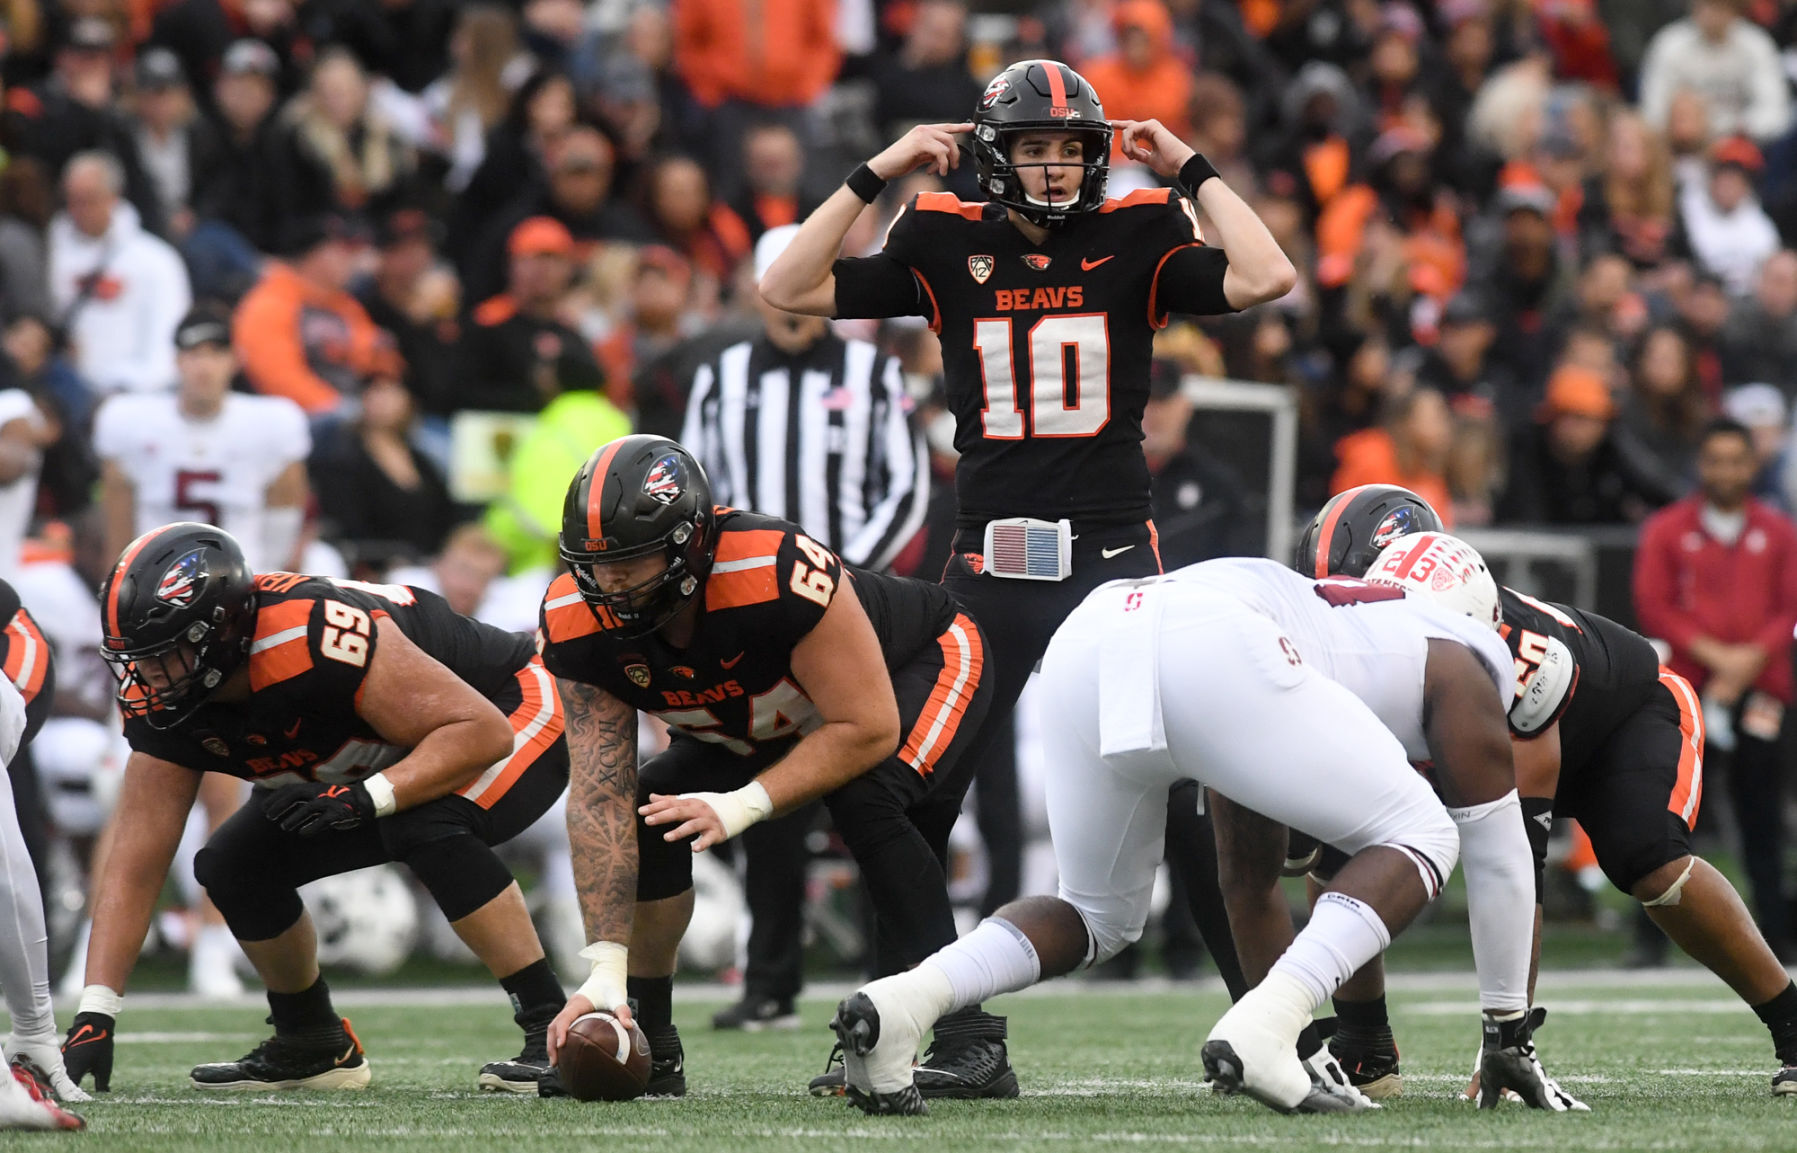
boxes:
[156,555,205,607]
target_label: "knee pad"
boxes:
[1066,894,1148,967]
[1640,856,1697,907]
[1383,804,1462,901]
[1520,797,1553,900]
[399,833,516,922]
[193,844,304,942]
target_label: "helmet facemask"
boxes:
[973,122,1112,228]
[104,610,244,730]
[561,519,709,640]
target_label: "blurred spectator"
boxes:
[384,522,543,635]
[47,151,192,397]
[1635,416,1797,956]
[1720,383,1791,509]
[1678,136,1780,296]
[1315,128,1465,324]
[1639,0,1790,143]
[0,158,56,323]
[95,305,311,572]
[456,216,604,413]
[1263,62,1364,225]
[1564,252,1651,349]
[149,0,307,109]
[1581,108,1678,269]
[1296,331,1395,509]
[727,122,820,244]
[1620,323,1709,485]
[232,213,384,418]
[310,362,459,568]
[483,385,631,572]
[9,18,164,236]
[358,208,461,422]
[454,68,579,253]
[1672,265,1733,401]
[127,48,199,239]
[1478,180,1578,419]
[1721,249,1797,393]
[1362,3,1426,132]
[401,4,526,194]
[1411,291,1509,413]
[1497,363,1681,523]
[0,314,93,518]
[309,0,459,97]
[672,0,840,189]
[281,47,417,218]
[0,382,45,583]
[1143,360,1251,566]
[1536,0,1621,91]
[1329,385,1456,526]
[641,154,751,282]
[1445,411,1504,527]
[867,0,982,142]
[588,51,666,174]
[596,246,696,416]
[1080,0,1193,145]
[1184,73,1254,190]
[187,39,290,261]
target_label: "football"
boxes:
[558,1012,652,1102]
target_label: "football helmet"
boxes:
[1294,484,1445,579]
[558,434,717,638]
[1364,532,1502,631]
[970,59,1112,228]
[99,522,256,729]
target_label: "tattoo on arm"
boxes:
[561,677,640,947]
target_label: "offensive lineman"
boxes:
[761,57,1295,1095]
[542,436,993,1096]
[60,523,571,1094]
[1294,485,1797,1097]
[826,540,1566,1115]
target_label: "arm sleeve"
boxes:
[841,354,929,570]
[1153,244,1234,321]
[831,254,928,321]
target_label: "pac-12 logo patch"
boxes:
[156,554,205,607]
[643,454,682,505]
[968,254,994,283]
[1371,507,1416,550]
[1021,253,1052,272]
[201,736,230,757]
[626,663,651,688]
[980,76,1009,108]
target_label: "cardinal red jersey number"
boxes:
[1313,578,1407,608]
[974,314,1111,439]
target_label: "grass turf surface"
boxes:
[12,970,1793,1152]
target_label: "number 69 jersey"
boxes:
[539,509,957,758]
[123,574,552,792]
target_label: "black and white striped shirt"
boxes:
[680,332,928,571]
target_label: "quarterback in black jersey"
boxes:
[1294,485,1797,1098]
[60,523,572,1097]
[541,436,995,1102]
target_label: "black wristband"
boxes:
[1178,153,1221,194]
[846,163,888,204]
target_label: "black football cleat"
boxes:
[810,1009,1018,1100]
[1327,1036,1403,1100]
[1773,1066,1797,1096]
[191,1017,370,1090]
[644,1024,686,1097]
[479,1010,556,1094]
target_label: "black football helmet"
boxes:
[99,522,256,729]
[558,434,717,638]
[970,59,1112,228]
[1293,484,1445,579]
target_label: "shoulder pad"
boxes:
[1510,634,1577,736]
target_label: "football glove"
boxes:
[1475,1007,1589,1112]
[59,1014,114,1093]
[264,781,377,836]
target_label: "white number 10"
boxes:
[974,314,1111,439]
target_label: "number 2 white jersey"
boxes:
[93,391,311,572]
[1144,558,1513,761]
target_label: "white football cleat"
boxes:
[1202,979,1314,1113]
[1296,1048,1379,1113]
[0,1064,83,1130]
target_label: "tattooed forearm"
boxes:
[560,677,640,946]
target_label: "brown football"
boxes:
[558,1012,652,1101]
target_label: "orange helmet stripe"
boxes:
[584,439,626,543]
[1044,61,1067,111]
[104,528,167,640]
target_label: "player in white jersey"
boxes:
[0,387,47,585]
[828,534,1571,1117]
[94,305,310,574]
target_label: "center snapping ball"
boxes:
[558,1011,652,1101]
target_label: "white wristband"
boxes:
[575,941,629,1013]
[78,985,123,1017]
[685,780,774,841]
[363,772,397,818]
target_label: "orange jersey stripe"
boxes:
[1660,668,1705,829]
[460,659,564,808]
[585,440,626,542]
[899,614,985,775]
[914,192,985,221]
[249,598,316,690]
[1098,188,1174,213]
[542,573,605,642]
[707,528,786,610]
[3,610,48,703]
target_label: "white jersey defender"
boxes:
[93,392,310,572]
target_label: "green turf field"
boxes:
[13,969,1794,1153]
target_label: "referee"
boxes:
[679,225,929,1031]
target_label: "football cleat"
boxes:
[810,1009,1018,1100]
[831,992,926,1116]
[1202,980,1314,1114]
[711,996,800,1032]
[1295,1048,1379,1113]
[191,1017,370,1090]
[478,1011,555,1094]
[0,1064,83,1130]
[644,1024,686,1098]
[1327,1036,1403,1100]
[1477,1009,1588,1112]
[1772,1066,1797,1096]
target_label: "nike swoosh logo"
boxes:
[67,1027,107,1047]
[284,719,302,739]
[721,652,745,669]
[1100,545,1135,559]
[1081,255,1114,270]
[334,1045,357,1068]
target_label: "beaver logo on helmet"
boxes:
[1371,507,1417,552]
[980,75,1010,108]
[643,454,683,505]
[156,554,204,607]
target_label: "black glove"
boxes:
[60,1012,114,1093]
[263,780,377,836]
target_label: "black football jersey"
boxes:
[539,508,957,758]
[125,574,537,784]
[868,189,1230,529]
[1499,586,1663,777]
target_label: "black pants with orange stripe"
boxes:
[639,614,995,975]
[941,521,1248,997]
